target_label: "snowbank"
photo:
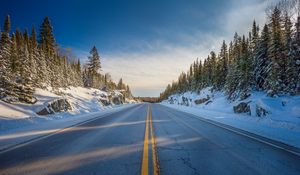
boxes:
[0,103,138,151]
[161,87,300,148]
[0,86,137,131]
[0,86,138,151]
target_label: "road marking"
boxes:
[141,105,160,175]
[141,106,150,175]
[162,105,300,157]
[0,104,142,155]
[149,105,159,175]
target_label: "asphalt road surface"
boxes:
[0,103,299,175]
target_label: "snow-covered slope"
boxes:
[0,86,136,131]
[161,87,300,148]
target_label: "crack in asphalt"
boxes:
[178,152,199,175]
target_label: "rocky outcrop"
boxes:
[99,99,111,106]
[99,93,111,106]
[233,102,251,115]
[37,99,72,115]
[168,97,176,104]
[108,91,125,105]
[194,96,210,105]
[181,96,190,106]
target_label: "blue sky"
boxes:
[0,0,274,96]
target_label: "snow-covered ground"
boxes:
[161,87,300,148]
[0,86,137,150]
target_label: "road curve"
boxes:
[0,103,299,175]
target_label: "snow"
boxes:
[0,86,135,120]
[0,86,137,150]
[0,104,136,151]
[161,87,300,148]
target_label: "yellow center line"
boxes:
[141,105,160,175]
[149,105,159,175]
[141,106,150,175]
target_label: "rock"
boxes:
[256,105,269,117]
[99,99,110,106]
[194,97,210,105]
[37,107,54,115]
[109,91,125,105]
[112,96,123,105]
[37,99,72,115]
[181,96,189,106]
[233,102,251,115]
[168,97,175,104]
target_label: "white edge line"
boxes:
[162,104,300,157]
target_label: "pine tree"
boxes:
[254,24,271,90]
[10,34,19,78]
[86,46,101,87]
[289,15,300,94]
[267,7,286,96]
[36,46,49,87]
[240,36,252,99]
[0,15,12,97]
[30,26,37,49]
[30,26,39,86]
[219,41,228,89]
[283,13,296,94]
[188,64,193,90]
[39,17,56,55]
[87,46,101,75]
[117,78,124,90]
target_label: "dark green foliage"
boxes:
[160,3,300,101]
[39,17,56,55]
[0,15,134,103]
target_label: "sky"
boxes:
[0,0,277,97]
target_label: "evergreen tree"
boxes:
[161,1,300,101]
[30,26,39,86]
[214,41,228,90]
[254,24,271,90]
[117,78,125,90]
[267,7,286,96]
[10,34,19,77]
[0,15,134,102]
[289,15,300,94]
[86,46,101,87]
[0,15,12,96]
[39,17,56,55]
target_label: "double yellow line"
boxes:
[141,105,159,175]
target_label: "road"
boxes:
[0,103,299,175]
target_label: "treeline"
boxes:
[0,16,132,103]
[160,0,300,101]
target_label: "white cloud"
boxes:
[101,36,224,97]
[223,0,270,36]
[78,0,273,97]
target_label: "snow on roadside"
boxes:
[161,87,300,148]
[0,86,136,131]
[0,103,138,151]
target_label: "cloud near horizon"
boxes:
[78,0,272,97]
